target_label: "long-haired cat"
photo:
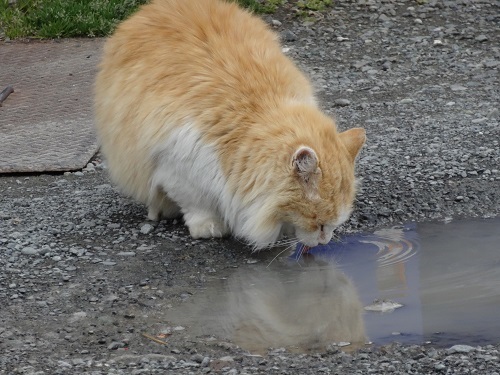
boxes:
[94,0,366,249]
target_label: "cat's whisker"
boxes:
[294,239,309,263]
[266,242,297,268]
[295,243,303,262]
[332,233,342,242]
[275,239,299,246]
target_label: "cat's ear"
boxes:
[339,128,366,161]
[292,146,320,185]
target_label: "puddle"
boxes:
[295,217,500,347]
[166,218,500,352]
[167,260,367,353]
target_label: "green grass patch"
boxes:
[0,0,150,38]
[234,0,285,13]
[0,0,287,39]
[297,0,332,11]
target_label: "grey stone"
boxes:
[21,247,39,256]
[108,341,125,350]
[201,357,210,367]
[447,344,475,354]
[488,109,499,119]
[483,60,499,68]
[140,223,154,234]
[378,14,391,22]
[281,30,297,42]
[435,363,446,370]
[191,354,204,363]
[117,251,136,257]
[334,98,351,107]
[450,84,467,91]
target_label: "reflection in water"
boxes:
[225,261,366,353]
[292,222,422,344]
[299,218,500,346]
[166,218,499,351]
[166,259,366,354]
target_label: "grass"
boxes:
[233,0,285,13]
[0,0,330,39]
[297,0,332,11]
[0,0,149,38]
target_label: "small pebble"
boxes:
[107,341,125,350]
[21,247,39,256]
[447,345,476,354]
[117,251,136,257]
[334,98,351,107]
[281,30,297,42]
[140,223,154,234]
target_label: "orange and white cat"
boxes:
[94,0,366,249]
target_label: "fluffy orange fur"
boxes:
[95,0,366,248]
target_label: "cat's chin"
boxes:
[295,230,331,248]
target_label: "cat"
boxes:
[94,0,366,249]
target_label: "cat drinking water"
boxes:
[94,0,366,249]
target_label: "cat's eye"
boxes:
[320,225,324,232]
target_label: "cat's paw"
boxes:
[147,206,161,221]
[186,215,230,239]
[148,191,181,220]
[148,205,182,221]
[160,203,182,219]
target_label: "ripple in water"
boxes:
[293,218,500,346]
[164,218,499,351]
[361,225,419,267]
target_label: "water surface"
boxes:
[300,218,500,346]
[167,218,500,352]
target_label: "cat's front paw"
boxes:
[147,193,181,221]
[147,207,161,221]
[187,217,230,239]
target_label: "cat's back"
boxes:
[95,0,273,201]
[94,0,314,208]
[98,0,281,86]
[96,0,309,121]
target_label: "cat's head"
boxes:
[278,127,366,247]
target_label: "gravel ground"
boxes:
[1,0,499,373]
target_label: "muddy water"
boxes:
[167,259,367,353]
[302,218,500,346]
[167,218,499,352]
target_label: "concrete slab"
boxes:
[0,38,104,173]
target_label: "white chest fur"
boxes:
[150,123,282,248]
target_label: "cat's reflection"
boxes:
[223,258,366,353]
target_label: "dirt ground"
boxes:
[1,0,499,374]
